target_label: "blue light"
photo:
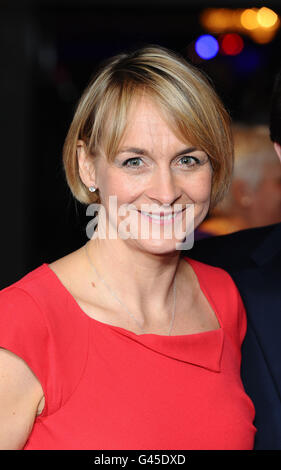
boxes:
[195,35,219,60]
[233,46,261,75]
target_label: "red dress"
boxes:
[0,257,256,449]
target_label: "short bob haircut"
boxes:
[63,45,233,209]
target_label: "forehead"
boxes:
[119,95,188,151]
[126,94,164,121]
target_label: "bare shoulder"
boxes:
[48,246,86,290]
[47,246,100,311]
[0,348,44,450]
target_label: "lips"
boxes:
[138,208,185,223]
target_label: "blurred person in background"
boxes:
[189,68,281,450]
[197,124,281,238]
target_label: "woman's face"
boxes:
[88,95,213,254]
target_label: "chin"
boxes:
[129,237,185,256]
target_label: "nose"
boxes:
[145,167,182,206]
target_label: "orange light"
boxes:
[200,8,230,32]
[240,8,259,30]
[249,26,278,44]
[232,9,245,30]
[257,7,278,28]
[200,7,280,45]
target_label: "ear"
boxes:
[77,140,97,189]
[274,142,281,163]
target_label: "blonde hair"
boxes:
[63,45,233,208]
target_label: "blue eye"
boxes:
[179,156,200,166]
[122,157,143,168]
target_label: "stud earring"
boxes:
[89,186,96,192]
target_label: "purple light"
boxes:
[195,35,219,60]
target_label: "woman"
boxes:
[0,46,256,450]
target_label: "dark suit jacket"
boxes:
[186,222,281,450]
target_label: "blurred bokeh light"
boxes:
[195,34,219,60]
[200,6,280,44]
[220,33,244,56]
[240,8,259,30]
[257,7,278,28]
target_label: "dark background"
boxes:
[1,0,281,289]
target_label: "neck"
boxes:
[84,237,182,325]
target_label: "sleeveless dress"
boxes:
[0,257,256,449]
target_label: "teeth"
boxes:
[141,212,178,220]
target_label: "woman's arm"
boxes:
[0,348,44,450]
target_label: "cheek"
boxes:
[99,171,142,205]
[183,170,212,203]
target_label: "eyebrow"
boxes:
[117,146,198,157]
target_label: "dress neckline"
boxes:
[40,257,223,338]
[39,258,224,370]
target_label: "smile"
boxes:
[138,209,185,224]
